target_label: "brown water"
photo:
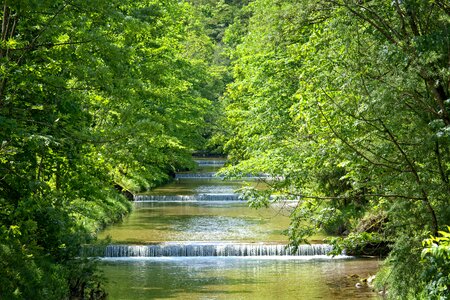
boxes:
[139,178,266,196]
[98,159,381,299]
[98,201,301,243]
[101,257,381,299]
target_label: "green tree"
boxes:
[0,0,215,298]
[222,0,450,297]
[421,227,450,299]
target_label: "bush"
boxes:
[421,227,450,299]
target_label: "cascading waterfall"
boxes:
[94,159,377,300]
[133,194,299,204]
[94,158,337,259]
[175,172,218,179]
[194,160,226,166]
[134,194,243,201]
[86,243,334,257]
[175,173,273,179]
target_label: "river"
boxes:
[96,158,382,299]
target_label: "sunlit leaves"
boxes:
[221,0,450,296]
[421,227,450,299]
[1,0,216,297]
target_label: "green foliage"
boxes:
[373,235,426,299]
[421,227,450,299]
[186,0,253,155]
[1,0,217,298]
[220,0,450,297]
[328,232,387,256]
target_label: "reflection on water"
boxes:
[101,257,381,299]
[98,202,297,243]
[142,178,267,196]
[99,159,381,299]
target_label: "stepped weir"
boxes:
[175,172,218,179]
[194,160,226,166]
[96,158,336,260]
[174,172,272,179]
[86,243,334,257]
[134,193,243,201]
[97,142,378,300]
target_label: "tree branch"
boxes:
[1,1,9,42]
[434,0,450,16]
[299,194,426,201]
[393,0,407,37]
[434,139,450,190]
[317,101,406,173]
[326,0,399,46]
[7,40,93,52]
[378,119,438,235]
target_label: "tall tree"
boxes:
[222,0,450,297]
[0,0,215,298]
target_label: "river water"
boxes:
[97,158,382,299]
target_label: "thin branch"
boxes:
[299,194,426,201]
[354,2,402,41]
[17,3,69,64]
[405,6,421,36]
[434,0,450,16]
[320,87,383,132]
[28,3,69,49]
[327,0,399,46]
[402,92,440,119]
[393,0,407,37]
[317,101,406,173]
[7,40,93,52]
[1,1,9,42]
[379,119,439,235]
[434,140,450,190]
[319,88,409,167]
[8,13,16,39]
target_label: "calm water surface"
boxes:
[98,202,299,243]
[98,160,381,299]
[141,178,266,196]
[100,257,381,299]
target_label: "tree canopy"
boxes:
[0,0,218,298]
[1,0,449,298]
[221,0,450,298]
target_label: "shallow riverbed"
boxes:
[97,159,381,299]
[100,257,381,299]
